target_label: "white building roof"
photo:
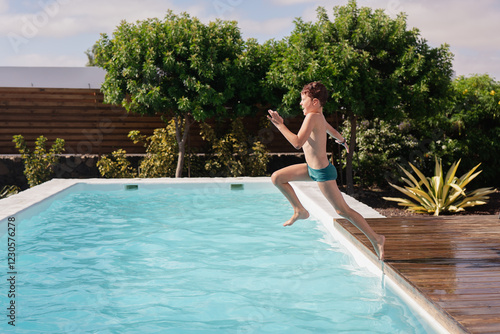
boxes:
[0,67,106,89]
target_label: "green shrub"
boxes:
[97,120,178,179]
[342,118,419,187]
[129,119,178,178]
[247,141,270,176]
[96,118,269,178]
[12,135,65,187]
[383,158,496,215]
[414,74,500,188]
[200,118,269,177]
[96,149,137,178]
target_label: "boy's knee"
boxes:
[271,171,280,185]
[335,208,348,218]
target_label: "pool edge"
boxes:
[0,177,272,221]
[332,220,469,334]
[0,179,81,222]
[292,182,466,334]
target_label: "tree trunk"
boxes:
[174,115,193,178]
[346,112,357,195]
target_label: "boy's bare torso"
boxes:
[302,112,330,170]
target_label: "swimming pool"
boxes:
[1,179,446,333]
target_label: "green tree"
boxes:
[344,118,419,187]
[85,45,97,67]
[94,11,264,177]
[421,74,500,186]
[267,1,453,194]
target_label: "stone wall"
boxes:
[0,155,102,190]
[0,156,27,189]
[0,154,306,191]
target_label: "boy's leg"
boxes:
[271,163,311,226]
[317,180,385,260]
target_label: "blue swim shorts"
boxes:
[307,163,337,182]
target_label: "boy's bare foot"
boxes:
[283,209,309,226]
[376,235,386,261]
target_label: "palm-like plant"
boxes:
[0,185,20,199]
[383,158,496,216]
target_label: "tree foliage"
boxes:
[340,74,500,189]
[267,1,453,193]
[418,74,500,186]
[343,118,419,187]
[89,4,499,191]
[94,11,266,177]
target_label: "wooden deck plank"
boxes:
[336,215,500,334]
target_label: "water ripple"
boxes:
[1,186,438,333]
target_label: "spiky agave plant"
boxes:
[383,158,496,216]
[0,185,20,199]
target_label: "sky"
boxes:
[0,0,499,80]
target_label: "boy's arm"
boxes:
[267,110,315,150]
[325,121,349,153]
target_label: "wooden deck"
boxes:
[335,215,500,334]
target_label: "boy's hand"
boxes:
[267,109,284,127]
[336,138,350,154]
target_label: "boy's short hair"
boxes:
[301,81,328,106]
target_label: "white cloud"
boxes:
[212,4,299,42]
[1,0,499,80]
[237,16,295,40]
[0,0,208,38]
[271,0,320,4]
[398,0,500,49]
[299,4,323,22]
[0,0,8,13]
[452,49,500,79]
[391,0,500,78]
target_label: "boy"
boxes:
[267,81,385,260]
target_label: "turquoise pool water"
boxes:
[1,183,440,333]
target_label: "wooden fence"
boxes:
[1,87,334,156]
[1,87,164,155]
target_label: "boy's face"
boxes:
[300,93,320,115]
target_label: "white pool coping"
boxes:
[1,177,454,333]
[291,181,460,334]
[0,177,268,222]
